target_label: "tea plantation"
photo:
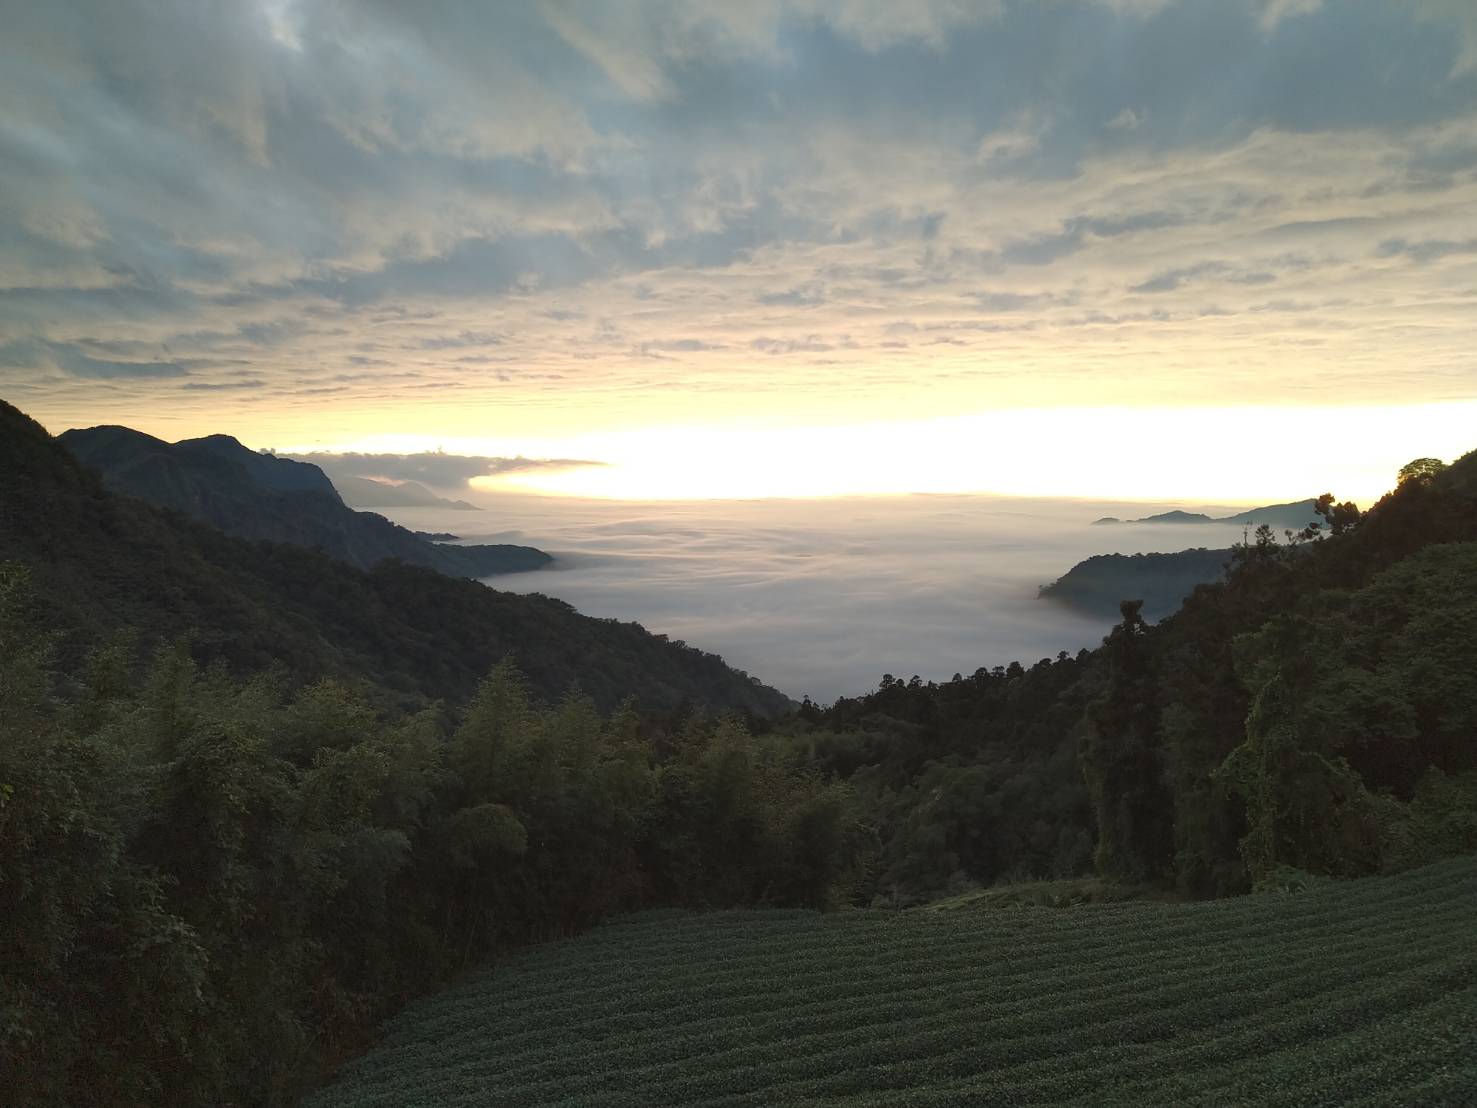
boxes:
[312,856,1477,1106]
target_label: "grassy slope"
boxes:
[312,856,1477,1107]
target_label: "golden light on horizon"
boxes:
[8,0,1477,516]
[275,400,1477,506]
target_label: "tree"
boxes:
[1397,457,1446,485]
[1080,600,1173,882]
[1312,493,1362,537]
[1218,614,1383,885]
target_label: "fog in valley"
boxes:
[382,494,1263,703]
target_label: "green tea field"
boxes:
[311,857,1477,1107]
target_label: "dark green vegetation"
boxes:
[1092,499,1320,528]
[3,403,787,715]
[1039,546,1234,621]
[0,587,855,1106]
[804,471,1477,905]
[312,856,1477,1107]
[5,392,1476,1106]
[59,424,548,577]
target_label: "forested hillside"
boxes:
[799,463,1477,903]
[59,424,550,578]
[1039,546,1234,621]
[0,583,855,1105]
[1,402,788,715]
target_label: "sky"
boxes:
[3,0,1477,501]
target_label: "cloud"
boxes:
[971,291,1050,311]
[1407,0,1477,77]
[467,489,1266,700]
[1,0,1475,443]
[181,378,266,391]
[637,338,722,353]
[1132,261,1227,292]
[1376,236,1477,263]
[751,335,836,354]
[418,330,507,350]
[0,338,188,379]
[757,283,826,306]
[1256,0,1322,34]
[291,451,606,490]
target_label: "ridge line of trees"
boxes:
[1,564,862,1106]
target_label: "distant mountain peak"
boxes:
[181,432,249,450]
[58,422,546,578]
[332,474,482,511]
[1143,510,1215,524]
[1092,499,1321,530]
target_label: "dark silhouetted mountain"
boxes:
[1091,499,1321,530]
[2,402,788,714]
[1141,509,1215,524]
[1039,547,1234,621]
[1214,499,1322,530]
[59,425,548,577]
[186,432,340,493]
[333,473,481,511]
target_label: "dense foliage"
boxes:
[310,856,1477,1106]
[800,460,1477,903]
[795,653,1095,905]
[1038,546,1233,620]
[0,572,858,1105]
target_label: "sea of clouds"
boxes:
[382,494,1260,703]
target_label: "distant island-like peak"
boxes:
[1092,498,1321,531]
[332,474,482,511]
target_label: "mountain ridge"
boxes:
[331,473,481,511]
[4,401,790,715]
[1039,546,1236,621]
[59,424,549,578]
[1092,498,1321,529]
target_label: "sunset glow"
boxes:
[3,0,1475,503]
[265,401,1477,505]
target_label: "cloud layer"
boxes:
[290,451,604,491]
[390,490,1269,701]
[2,1,1476,449]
